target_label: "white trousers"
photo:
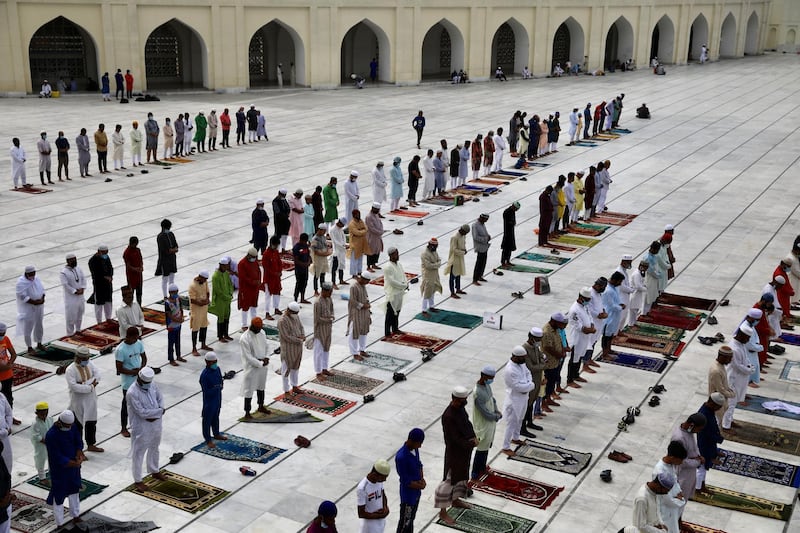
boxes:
[349,256,363,277]
[492,150,504,172]
[113,158,123,170]
[132,153,142,166]
[696,465,707,489]
[52,494,80,526]
[628,307,641,328]
[279,235,288,250]
[481,164,491,177]
[132,434,161,482]
[161,274,175,297]
[390,197,401,211]
[21,307,44,346]
[502,399,525,450]
[281,366,299,391]
[722,376,746,429]
[349,332,367,355]
[549,142,557,152]
[263,288,281,314]
[65,299,85,335]
[163,146,173,159]
[94,302,112,323]
[422,297,435,312]
[313,338,329,373]
[184,134,193,153]
[241,307,257,327]
[596,189,609,212]
[568,201,578,223]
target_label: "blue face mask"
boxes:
[101,254,109,260]
[60,425,71,432]
[210,363,218,370]
[485,379,494,385]
[79,360,89,367]
[140,383,150,391]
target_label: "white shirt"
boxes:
[630,270,648,309]
[66,361,101,422]
[60,265,87,299]
[383,261,408,312]
[240,329,270,396]
[10,146,26,166]
[564,182,575,204]
[568,301,593,361]
[345,179,359,201]
[16,275,45,318]
[493,134,507,151]
[616,265,635,305]
[330,224,347,263]
[117,302,145,337]
[357,477,386,533]
[127,381,164,437]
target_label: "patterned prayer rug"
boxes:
[470,178,510,186]
[59,330,121,351]
[715,448,800,487]
[87,319,157,337]
[637,311,702,331]
[67,510,159,532]
[142,307,168,325]
[472,469,563,509]
[656,292,717,311]
[589,216,633,226]
[499,264,553,274]
[602,351,669,373]
[350,351,412,372]
[680,523,726,533]
[776,332,800,345]
[191,434,285,463]
[575,222,611,232]
[691,485,793,521]
[414,309,483,329]
[21,343,80,365]
[421,195,457,206]
[10,186,52,194]
[12,363,49,385]
[275,390,356,416]
[369,271,419,286]
[779,360,800,383]
[437,503,536,533]
[279,252,295,271]
[622,323,685,341]
[261,324,279,340]
[510,440,592,475]
[26,475,107,500]
[723,420,800,456]
[550,234,600,247]
[10,490,58,532]
[612,332,686,357]
[126,470,229,513]
[566,226,604,237]
[238,408,322,423]
[545,243,579,252]
[388,209,429,218]
[516,252,571,265]
[311,369,383,394]
[382,332,453,353]
[649,304,708,319]
[611,128,633,134]
[170,157,194,163]
[574,141,598,147]
[737,394,800,420]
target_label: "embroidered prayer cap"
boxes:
[655,471,675,490]
[579,287,592,298]
[168,283,179,292]
[59,410,75,424]
[138,366,155,382]
[551,312,568,323]
[511,345,527,357]
[66,253,77,260]
[219,256,231,265]
[428,237,438,245]
[198,270,210,279]
[247,247,258,257]
[318,501,338,518]
[747,308,763,319]
[513,201,521,209]
[664,224,674,232]
[408,428,425,442]
[738,323,754,337]
[36,401,49,411]
[710,392,725,406]
[529,327,543,337]
[452,386,471,398]
[24,265,36,273]
[774,275,786,284]
[481,365,497,377]
[621,254,633,261]
[76,346,91,358]
[373,459,391,476]
[256,198,265,205]
[387,247,398,255]
[204,352,218,362]
[782,255,794,265]
[717,345,733,356]
[321,281,334,291]
[288,301,301,313]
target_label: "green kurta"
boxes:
[194,114,208,142]
[323,185,339,222]
[208,269,233,320]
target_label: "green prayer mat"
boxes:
[575,222,611,232]
[622,323,685,341]
[238,407,322,423]
[723,420,800,456]
[126,470,229,513]
[516,252,571,265]
[26,475,107,500]
[311,369,384,394]
[551,234,601,247]
[437,503,536,533]
[21,343,81,365]
[691,485,793,521]
[414,309,483,329]
[191,434,285,463]
[261,324,279,339]
[499,264,553,274]
[350,351,412,372]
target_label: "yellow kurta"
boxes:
[443,232,467,276]
[188,279,209,329]
[348,219,369,258]
[573,176,585,214]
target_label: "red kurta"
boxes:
[122,246,143,289]
[237,257,262,310]
[773,266,795,318]
[261,248,283,294]
[753,302,771,366]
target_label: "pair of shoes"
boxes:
[520,429,536,438]
[622,413,635,425]
[527,422,543,431]
[627,406,641,417]
[707,316,718,325]
[650,384,667,394]
[648,396,661,407]
[617,420,628,432]
[511,291,524,299]
[608,451,629,463]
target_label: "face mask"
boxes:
[248,257,256,262]
[101,254,109,260]
[42,135,47,140]
[210,363,218,370]
[60,425,71,432]
[485,379,494,385]
[622,264,631,270]
[582,299,590,306]
[140,383,150,391]
[79,360,89,367]
[639,269,647,275]
[783,266,790,272]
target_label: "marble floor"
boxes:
[1,53,799,533]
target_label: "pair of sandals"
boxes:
[698,332,725,346]
[421,348,436,362]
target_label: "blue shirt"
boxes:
[602,284,623,334]
[115,340,144,390]
[395,443,423,504]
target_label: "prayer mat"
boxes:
[421,195,456,206]
[67,510,159,532]
[126,470,229,513]
[21,343,79,365]
[545,243,579,252]
[595,133,620,139]
[350,351,412,372]
[26,475,107,500]
[575,222,611,232]
[499,264,553,274]
[87,319,157,337]
[612,332,686,357]
[388,209,429,218]
[622,323,685,341]
[602,351,669,373]
[414,309,483,329]
[261,324,279,339]
[142,307,167,325]
[170,157,194,163]
[601,211,637,219]
[453,186,492,196]
[472,469,563,509]
[649,304,707,320]
[722,420,800,456]
[637,310,702,331]
[382,332,452,353]
[509,440,592,475]
[275,389,356,416]
[470,178,510,186]
[550,234,600,248]
[12,363,49,385]
[281,258,295,271]
[611,128,632,134]
[516,252,570,265]
[715,448,800,487]
[10,186,52,194]
[574,141,598,147]
[737,394,800,420]
[589,216,633,226]
[565,226,604,237]
[779,360,800,383]
[59,330,121,352]
[369,271,419,286]
[238,408,322,423]
[311,369,384,394]
[691,485,793,521]
[191,434,285,463]
[681,523,726,533]
[528,162,550,167]
[656,292,717,311]
[437,503,536,533]
[10,490,58,532]
[495,169,529,177]
[776,332,800,345]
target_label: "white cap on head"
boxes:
[24,265,36,273]
[387,246,398,254]
[317,223,327,230]
[738,323,754,337]
[256,198,265,204]
[97,244,109,251]
[338,217,347,225]
[784,255,795,265]
[76,346,90,358]
[204,352,218,362]
[621,254,633,261]
[511,345,527,356]
[551,312,568,323]
[710,392,725,406]
[59,410,75,424]
[664,224,674,231]
[372,202,381,209]
[66,253,77,260]
[481,365,496,377]
[359,271,374,280]
[579,287,592,298]
[288,301,301,312]
[350,170,359,177]
[373,459,391,476]
[199,270,210,279]
[279,188,288,194]
[452,386,471,398]
[248,247,258,257]
[138,366,155,382]
[219,256,230,265]
[529,327,543,337]
[168,283,179,292]
[747,308,763,319]
[775,275,786,284]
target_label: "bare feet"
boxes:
[191,350,201,357]
[322,369,334,376]
[87,445,104,453]
[213,434,228,441]
[152,472,168,481]
[452,498,472,509]
[501,449,516,457]
[439,510,456,525]
[206,441,217,448]
[134,482,150,492]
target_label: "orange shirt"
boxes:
[0,337,15,381]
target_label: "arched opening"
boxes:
[249,20,305,87]
[688,14,709,61]
[744,12,759,55]
[552,17,585,71]
[719,13,737,57]
[421,20,465,81]
[650,15,675,64]
[145,19,207,89]
[491,20,529,76]
[604,16,634,70]
[788,29,797,45]
[767,27,777,49]
[340,20,391,84]
[28,16,99,92]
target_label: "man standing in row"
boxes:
[94,123,109,174]
[501,346,536,456]
[128,367,167,492]
[500,202,520,267]
[209,257,234,343]
[420,238,442,316]
[45,410,84,529]
[472,214,491,285]
[144,113,159,164]
[471,366,501,481]
[76,128,91,178]
[156,219,179,299]
[273,189,291,252]
[16,265,46,353]
[240,317,271,418]
[89,244,114,323]
[366,203,384,272]
[199,352,226,448]
[436,386,476,525]
[189,271,211,356]
[313,282,335,380]
[323,177,339,224]
[238,248,261,329]
[345,171,360,222]
[55,131,70,181]
[37,131,53,185]
[251,199,269,253]
[60,254,86,336]
[349,272,373,361]
[383,247,408,338]
[278,302,305,395]
[65,347,103,453]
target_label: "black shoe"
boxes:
[520,429,537,438]
[527,422,543,431]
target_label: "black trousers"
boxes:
[58,153,69,178]
[501,248,513,264]
[567,355,582,382]
[97,151,107,172]
[115,86,123,99]
[192,327,207,347]
[473,252,487,281]
[367,253,380,268]
[448,274,461,293]
[397,502,419,533]
[121,389,128,429]
[415,128,423,146]
[331,257,344,282]
[407,178,418,202]
[217,319,229,339]
[75,419,97,446]
[222,130,230,147]
[385,302,400,336]
[294,269,309,300]
[1,378,13,408]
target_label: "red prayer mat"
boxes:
[681,523,727,533]
[369,272,419,286]
[565,226,604,237]
[656,292,717,311]
[600,211,637,219]
[274,390,356,416]
[279,251,295,272]
[382,332,452,353]
[12,363,49,386]
[87,319,158,337]
[58,330,121,351]
[637,312,701,331]
[10,186,52,194]
[388,210,429,218]
[472,469,564,509]
[142,307,168,325]
[612,332,686,357]
[589,216,633,226]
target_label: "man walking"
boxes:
[412,111,425,149]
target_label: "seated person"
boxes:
[636,104,650,119]
[570,63,581,75]
[495,67,507,81]
[514,154,529,170]
[521,66,531,79]
[458,69,468,83]
[552,63,564,77]
[39,80,52,98]
[451,70,460,84]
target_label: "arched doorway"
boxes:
[552,17,585,71]
[421,20,464,81]
[744,12,759,55]
[650,15,675,64]
[491,19,529,76]
[341,20,390,84]
[28,16,98,92]
[604,16,634,70]
[145,19,207,89]
[719,13,737,57]
[688,14,709,61]
[788,29,797,46]
[249,20,305,87]
[767,27,777,49]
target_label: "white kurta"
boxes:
[727,340,752,404]
[117,302,145,337]
[0,395,12,471]
[501,361,534,449]
[60,265,86,334]
[65,361,101,423]
[616,265,635,328]
[588,288,606,345]
[16,274,45,343]
[111,131,125,161]
[11,146,26,183]
[330,224,347,267]
[127,381,164,482]
[344,180,359,220]
[568,301,593,362]
[371,167,387,204]
[629,269,648,321]
[788,253,800,304]
[383,261,408,312]
[652,460,684,533]
[422,156,435,197]
[492,134,506,171]
[762,283,782,340]
[240,329,270,397]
